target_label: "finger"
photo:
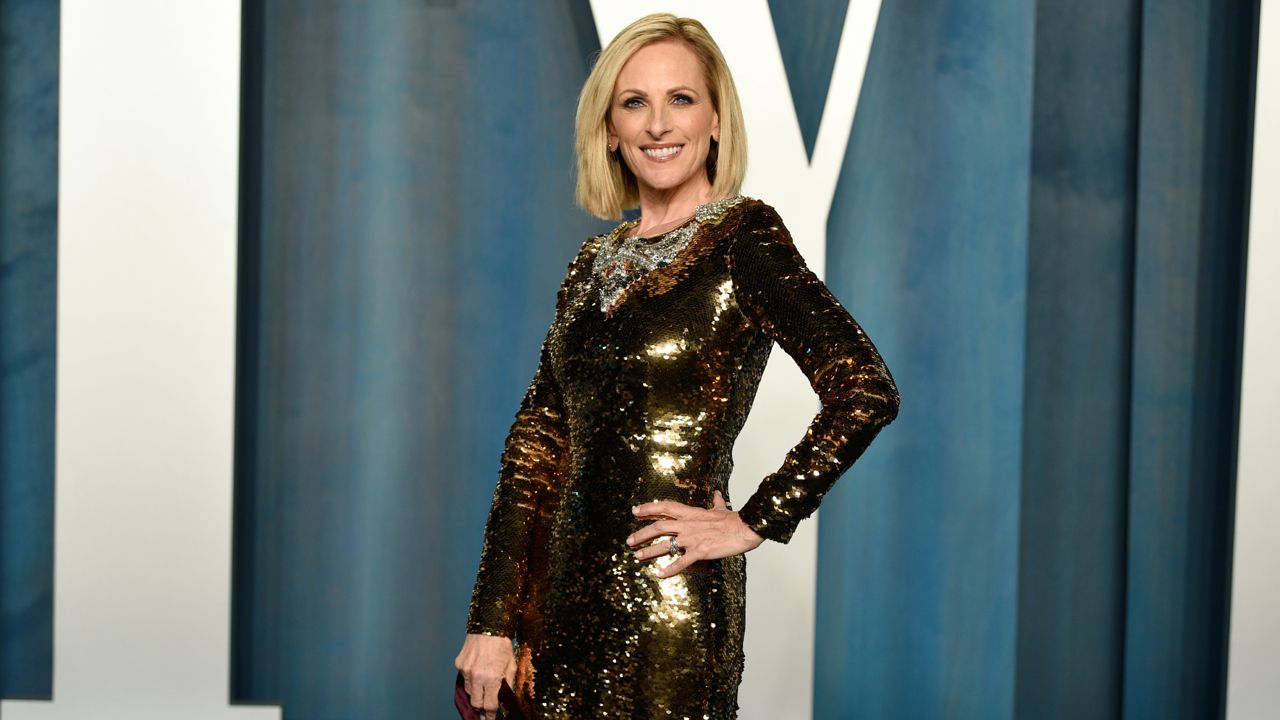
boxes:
[626,519,678,546]
[479,679,500,715]
[633,540,668,562]
[504,656,517,693]
[627,520,678,546]
[656,551,699,578]
[712,490,728,511]
[461,668,476,703]
[632,500,698,520]
[633,534,686,561]
[465,670,499,708]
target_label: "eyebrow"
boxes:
[616,86,702,99]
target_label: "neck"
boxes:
[634,179,716,236]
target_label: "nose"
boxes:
[646,104,670,138]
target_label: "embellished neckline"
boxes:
[626,213,697,243]
[592,195,746,316]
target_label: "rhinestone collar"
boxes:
[592,195,745,313]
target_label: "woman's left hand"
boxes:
[626,490,765,578]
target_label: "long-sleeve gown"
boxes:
[466,196,899,719]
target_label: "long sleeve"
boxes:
[465,242,594,638]
[728,203,899,544]
[466,338,567,638]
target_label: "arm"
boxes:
[465,336,568,638]
[458,243,588,717]
[728,203,899,544]
[465,234,601,637]
[467,232,599,636]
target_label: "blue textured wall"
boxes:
[1123,1,1256,716]
[813,1,1034,716]
[231,2,606,717]
[809,0,1255,717]
[1016,0,1138,716]
[769,0,849,159]
[0,0,1257,716]
[0,0,58,700]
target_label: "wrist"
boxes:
[731,511,765,548]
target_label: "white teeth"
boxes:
[643,146,682,158]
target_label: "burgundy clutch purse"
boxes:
[454,671,527,720]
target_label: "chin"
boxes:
[635,171,699,193]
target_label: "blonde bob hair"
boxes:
[575,13,748,220]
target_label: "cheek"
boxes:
[686,112,714,139]
[614,114,644,139]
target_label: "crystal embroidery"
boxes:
[592,195,745,313]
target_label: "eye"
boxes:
[622,96,644,109]
[672,94,694,105]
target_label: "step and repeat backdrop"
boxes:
[1,1,1275,718]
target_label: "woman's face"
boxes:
[608,40,720,201]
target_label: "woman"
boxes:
[456,13,898,719]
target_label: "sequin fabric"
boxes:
[593,195,747,313]
[467,198,899,719]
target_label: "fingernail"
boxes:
[631,505,639,514]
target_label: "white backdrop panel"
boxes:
[1226,1,1280,717]
[0,1,278,718]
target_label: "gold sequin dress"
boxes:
[466,197,899,719]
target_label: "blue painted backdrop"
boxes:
[814,1,1257,718]
[817,0,1034,715]
[0,0,1260,718]
[231,2,607,717]
[0,0,58,701]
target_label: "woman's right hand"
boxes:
[454,633,516,720]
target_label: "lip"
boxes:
[640,143,684,162]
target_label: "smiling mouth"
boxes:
[642,145,683,160]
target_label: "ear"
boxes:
[711,111,720,143]
[606,121,618,150]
